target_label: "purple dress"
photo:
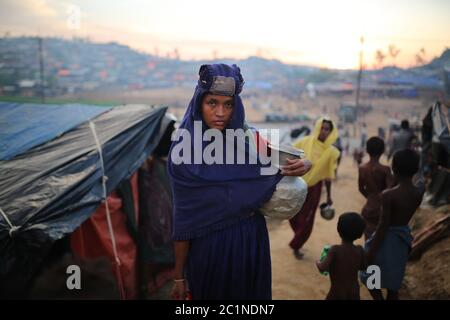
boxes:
[186,213,271,300]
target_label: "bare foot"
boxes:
[293,249,304,260]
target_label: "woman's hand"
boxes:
[172,241,190,299]
[281,158,312,177]
[171,279,188,300]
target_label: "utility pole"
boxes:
[38,37,45,103]
[354,36,364,137]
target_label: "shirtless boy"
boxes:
[316,212,366,300]
[362,149,424,300]
[358,137,393,239]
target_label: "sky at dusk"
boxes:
[0,0,449,69]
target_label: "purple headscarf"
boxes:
[168,64,282,240]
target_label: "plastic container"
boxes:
[319,245,331,276]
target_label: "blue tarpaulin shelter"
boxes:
[0,102,169,296]
[0,103,113,160]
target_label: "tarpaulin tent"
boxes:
[0,103,113,160]
[422,102,450,206]
[0,102,175,298]
[70,171,141,299]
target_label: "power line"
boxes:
[38,37,45,103]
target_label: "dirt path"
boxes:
[268,155,372,299]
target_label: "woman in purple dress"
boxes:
[168,64,310,300]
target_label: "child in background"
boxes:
[316,212,366,300]
[353,148,364,166]
[358,137,394,240]
[360,149,424,300]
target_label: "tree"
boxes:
[388,44,401,67]
[375,50,386,68]
[173,48,180,60]
[415,47,427,66]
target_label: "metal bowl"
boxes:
[269,143,305,169]
[320,203,335,220]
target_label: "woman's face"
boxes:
[201,94,234,130]
[318,121,332,142]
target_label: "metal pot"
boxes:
[259,143,308,220]
[268,143,305,169]
[320,203,335,220]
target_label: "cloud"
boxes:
[1,0,58,18]
[0,0,65,34]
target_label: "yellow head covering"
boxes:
[293,117,340,186]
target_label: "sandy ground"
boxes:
[268,155,372,300]
[401,204,450,299]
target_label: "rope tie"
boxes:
[89,121,125,299]
[0,207,21,238]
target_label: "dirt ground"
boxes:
[401,205,450,299]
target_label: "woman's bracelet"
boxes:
[174,278,185,283]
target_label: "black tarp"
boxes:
[0,102,112,160]
[0,104,168,295]
[421,102,450,206]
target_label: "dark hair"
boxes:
[400,119,410,130]
[337,212,366,242]
[322,119,334,131]
[366,136,385,156]
[392,149,419,177]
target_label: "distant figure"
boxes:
[353,148,364,166]
[316,212,366,300]
[388,119,415,160]
[344,143,350,156]
[360,123,367,149]
[290,126,311,141]
[333,137,344,176]
[344,126,350,138]
[358,137,394,240]
[360,149,424,300]
[377,127,386,141]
